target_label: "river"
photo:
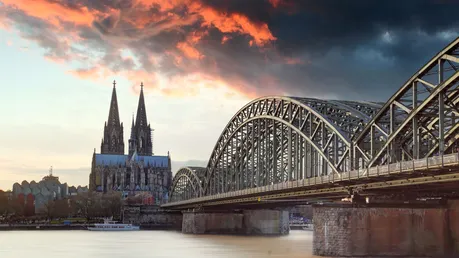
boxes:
[0,230,323,258]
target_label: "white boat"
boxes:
[87,219,140,231]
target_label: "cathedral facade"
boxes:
[89,82,172,204]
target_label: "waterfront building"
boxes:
[11,168,88,214]
[89,81,172,204]
[0,190,12,200]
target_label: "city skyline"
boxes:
[1,0,458,190]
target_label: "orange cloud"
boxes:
[199,7,276,47]
[221,35,231,44]
[69,67,102,80]
[284,57,304,65]
[269,0,282,8]
[0,17,10,31]
[176,42,203,59]
[136,0,185,12]
[1,0,283,100]
[156,73,239,98]
[1,0,98,28]
[175,30,207,59]
[131,0,276,47]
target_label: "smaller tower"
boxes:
[129,113,137,156]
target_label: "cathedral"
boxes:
[89,81,172,204]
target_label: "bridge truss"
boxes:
[167,37,459,206]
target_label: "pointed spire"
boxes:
[101,80,125,155]
[135,82,147,128]
[108,81,120,127]
[130,113,135,139]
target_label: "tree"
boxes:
[42,200,56,220]
[52,199,71,218]
[0,191,7,214]
[102,191,122,218]
[8,197,24,218]
[72,192,102,220]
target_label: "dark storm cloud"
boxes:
[196,0,459,98]
[0,0,458,100]
[265,0,459,53]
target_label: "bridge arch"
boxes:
[169,167,205,202]
[203,96,380,195]
[353,37,459,169]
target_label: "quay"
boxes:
[0,224,87,231]
[0,223,180,231]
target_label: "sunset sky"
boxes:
[0,0,458,190]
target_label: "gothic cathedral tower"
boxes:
[101,81,125,154]
[129,83,153,156]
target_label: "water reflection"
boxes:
[0,230,324,258]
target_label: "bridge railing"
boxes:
[163,153,459,206]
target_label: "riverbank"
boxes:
[0,224,87,230]
[0,224,181,231]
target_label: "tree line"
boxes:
[0,190,123,223]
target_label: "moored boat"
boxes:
[87,219,139,231]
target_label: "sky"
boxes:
[0,0,458,190]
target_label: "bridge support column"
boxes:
[312,201,459,257]
[182,211,244,234]
[182,209,289,236]
[243,209,290,235]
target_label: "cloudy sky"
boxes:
[0,0,458,190]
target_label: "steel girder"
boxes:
[202,96,381,196]
[291,98,381,138]
[169,167,205,202]
[353,37,459,170]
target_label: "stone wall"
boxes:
[313,202,459,257]
[123,205,182,229]
[182,212,244,234]
[448,200,459,254]
[182,209,289,235]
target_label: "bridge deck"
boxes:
[162,153,459,209]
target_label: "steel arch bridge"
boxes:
[167,37,459,207]
[169,167,206,202]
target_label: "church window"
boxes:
[126,172,131,187]
[103,169,109,193]
[139,136,144,151]
[111,135,117,151]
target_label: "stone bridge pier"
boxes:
[182,209,289,236]
[312,201,459,257]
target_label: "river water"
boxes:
[0,230,323,258]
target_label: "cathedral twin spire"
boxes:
[101,81,152,156]
[129,83,153,156]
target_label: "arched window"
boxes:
[111,135,117,151]
[139,136,145,151]
[112,174,116,189]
